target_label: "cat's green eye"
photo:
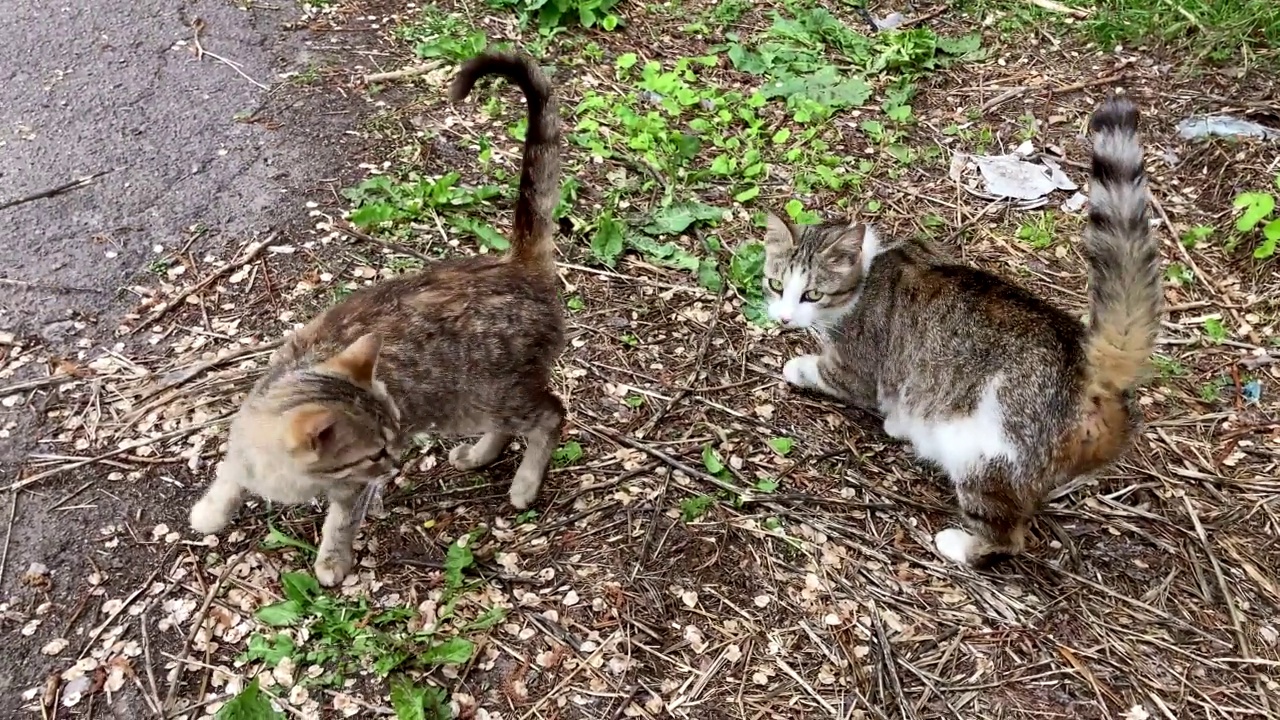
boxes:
[767,278,784,293]
[801,290,825,303]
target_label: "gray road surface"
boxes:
[0,0,365,711]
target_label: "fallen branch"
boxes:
[0,169,114,212]
[1049,71,1128,97]
[364,61,444,85]
[0,277,104,293]
[0,491,17,589]
[189,17,270,91]
[901,5,950,29]
[163,550,249,716]
[332,222,434,264]
[131,338,283,404]
[0,373,83,397]
[584,424,756,500]
[1025,0,1090,18]
[130,237,271,335]
[4,414,233,492]
[983,71,1126,113]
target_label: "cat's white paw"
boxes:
[881,413,906,440]
[314,551,353,587]
[934,528,978,565]
[783,355,819,389]
[508,469,542,510]
[449,443,482,471]
[189,497,231,536]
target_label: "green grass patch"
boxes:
[368,5,983,325]
[960,0,1280,67]
[220,530,501,716]
[1087,0,1280,64]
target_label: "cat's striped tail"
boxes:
[1081,95,1162,400]
[450,52,562,274]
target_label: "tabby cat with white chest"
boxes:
[188,52,566,586]
[762,96,1161,568]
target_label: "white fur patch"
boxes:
[783,354,832,394]
[934,528,977,565]
[768,271,812,327]
[189,496,229,535]
[860,226,883,274]
[880,377,1018,480]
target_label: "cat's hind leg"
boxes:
[505,389,565,510]
[935,465,1033,569]
[189,461,247,535]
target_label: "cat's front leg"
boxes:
[450,432,513,471]
[783,354,840,399]
[189,460,247,535]
[314,485,362,587]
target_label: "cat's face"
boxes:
[761,213,875,329]
[246,333,404,486]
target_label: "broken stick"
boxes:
[0,169,114,212]
[130,236,272,335]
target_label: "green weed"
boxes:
[552,440,584,466]
[216,678,281,719]
[1233,175,1280,259]
[343,172,511,252]
[561,12,980,298]
[396,7,492,61]
[1151,354,1187,379]
[225,532,497,715]
[1165,262,1195,286]
[1199,377,1229,403]
[767,437,794,456]
[1181,224,1214,248]
[488,0,622,30]
[728,238,768,325]
[1202,317,1228,344]
[680,495,715,522]
[1015,212,1056,250]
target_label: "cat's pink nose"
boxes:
[777,312,791,324]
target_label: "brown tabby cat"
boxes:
[762,96,1161,568]
[188,51,566,586]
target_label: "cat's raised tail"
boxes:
[1081,95,1162,400]
[450,52,562,274]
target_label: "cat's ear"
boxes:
[822,223,867,268]
[284,404,343,456]
[764,212,794,251]
[324,333,382,386]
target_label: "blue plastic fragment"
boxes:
[1242,379,1263,405]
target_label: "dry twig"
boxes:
[0,169,114,212]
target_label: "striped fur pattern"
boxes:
[765,96,1162,569]
[188,51,565,586]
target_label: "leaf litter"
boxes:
[4,1,1280,719]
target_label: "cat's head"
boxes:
[761,212,879,328]
[239,333,403,485]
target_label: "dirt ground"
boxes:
[3,1,1279,719]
